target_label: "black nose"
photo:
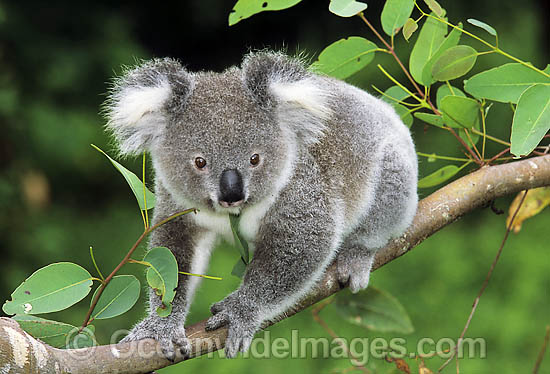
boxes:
[219,169,244,205]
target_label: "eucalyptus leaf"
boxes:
[422,0,445,17]
[231,258,247,279]
[421,23,462,85]
[380,0,414,36]
[511,84,550,157]
[336,287,414,334]
[328,0,367,17]
[402,18,418,41]
[228,0,303,26]
[381,85,411,104]
[436,84,466,108]
[92,144,155,210]
[393,104,413,127]
[311,37,378,79]
[229,214,249,264]
[409,15,448,86]
[13,315,94,349]
[464,63,550,103]
[431,45,477,81]
[90,275,140,320]
[418,165,460,188]
[144,247,179,316]
[3,262,93,315]
[467,18,497,36]
[440,95,480,129]
[414,112,444,127]
[65,325,97,349]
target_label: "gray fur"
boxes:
[104,51,418,359]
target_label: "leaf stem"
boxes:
[142,153,149,229]
[438,189,529,372]
[179,271,223,281]
[470,128,511,146]
[89,246,105,282]
[80,208,197,331]
[416,152,471,162]
[358,13,430,104]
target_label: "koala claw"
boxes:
[120,319,190,362]
[205,295,259,358]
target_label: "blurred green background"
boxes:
[0,0,549,373]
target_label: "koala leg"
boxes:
[121,217,216,361]
[337,142,418,293]
[206,176,340,358]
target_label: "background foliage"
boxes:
[0,0,548,372]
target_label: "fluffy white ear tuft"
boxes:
[104,58,193,156]
[241,51,333,145]
[110,80,171,129]
[271,78,333,145]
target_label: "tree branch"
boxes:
[2,154,550,374]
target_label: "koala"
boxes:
[105,51,418,360]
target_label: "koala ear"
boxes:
[242,51,332,145]
[104,58,194,155]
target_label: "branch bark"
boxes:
[2,154,550,374]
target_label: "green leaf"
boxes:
[422,0,445,17]
[156,302,173,318]
[467,18,497,36]
[402,18,418,41]
[393,103,413,128]
[336,287,414,334]
[311,37,378,79]
[381,85,411,103]
[409,14,448,86]
[328,0,367,17]
[231,258,247,279]
[414,112,444,127]
[65,325,96,349]
[92,144,155,210]
[228,0,303,26]
[436,84,466,108]
[511,84,550,157]
[13,315,95,349]
[464,63,550,103]
[90,275,140,320]
[431,45,477,81]
[440,95,480,129]
[229,214,249,264]
[3,263,93,315]
[143,247,179,316]
[380,0,414,36]
[421,23,462,85]
[418,165,460,188]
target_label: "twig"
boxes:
[533,326,550,374]
[438,189,529,373]
[80,208,197,331]
[311,298,370,373]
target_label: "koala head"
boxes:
[105,52,332,213]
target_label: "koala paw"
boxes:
[205,294,259,358]
[120,317,190,362]
[336,249,375,293]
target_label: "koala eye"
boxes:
[195,157,207,169]
[250,154,260,166]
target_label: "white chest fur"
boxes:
[190,195,275,244]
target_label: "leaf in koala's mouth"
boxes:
[229,214,250,278]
